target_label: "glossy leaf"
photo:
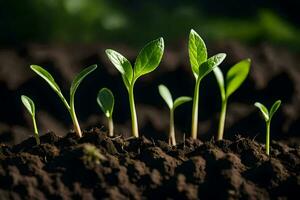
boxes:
[213,66,226,101]
[173,96,192,109]
[97,88,114,118]
[105,49,133,87]
[21,95,35,116]
[158,84,173,109]
[198,53,226,80]
[270,100,281,119]
[134,38,164,79]
[30,65,61,94]
[226,59,251,98]
[70,64,97,101]
[254,102,269,121]
[188,29,207,78]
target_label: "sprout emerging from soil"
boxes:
[30,64,97,137]
[213,59,251,140]
[189,29,226,139]
[158,84,192,146]
[97,88,114,137]
[106,38,164,138]
[254,100,281,155]
[21,95,40,145]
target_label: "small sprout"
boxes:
[106,38,164,137]
[30,64,97,137]
[158,84,192,146]
[97,88,115,137]
[254,100,281,155]
[213,59,251,140]
[82,144,107,165]
[21,95,40,145]
[189,29,226,139]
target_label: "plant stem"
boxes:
[128,84,139,137]
[108,116,114,137]
[191,78,201,139]
[32,115,40,145]
[266,120,270,155]
[169,109,176,146]
[69,106,82,137]
[217,100,227,140]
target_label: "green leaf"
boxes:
[269,100,281,119]
[30,65,62,94]
[198,53,226,80]
[70,64,97,102]
[134,38,164,79]
[226,59,251,98]
[173,96,192,109]
[105,49,133,87]
[188,29,207,78]
[254,102,269,121]
[21,95,35,116]
[97,88,114,118]
[213,66,226,101]
[158,84,173,109]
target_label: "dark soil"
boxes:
[1,129,299,200]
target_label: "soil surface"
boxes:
[1,129,299,200]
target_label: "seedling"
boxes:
[97,88,114,137]
[21,95,40,145]
[106,38,164,137]
[189,29,226,139]
[213,59,251,140]
[254,100,281,155]
[158,84,192,146]
[30,64,97,137]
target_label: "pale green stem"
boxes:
[32,115,40,145]
[169,109,176,146]
[128,84,139,138]
[266,120,271,155]
[191,78,201,139]
[217,100,227,140]
[108,116,114,137]
[69,104,82,137]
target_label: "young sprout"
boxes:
[189,29,226,139]
[106,38,164,138]
[213,59,251,140]
[30,64,97,137]
[158,84,192,146]
[97,88,114,137]
[21,95,40,145]
[254,100,281,155]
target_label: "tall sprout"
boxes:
[106,38,164,137]
[31,64,97,137]
[213,59,251,140]
[189,29,226,139]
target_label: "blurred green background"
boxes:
[0,0,299,48]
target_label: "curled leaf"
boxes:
[70,64,98,101]
[270,100,281,119]
[173,96,192,109]
[226,59,251,98]
[21,95,35,116]
[97,88,114,118]
[158,84,173,109]
[254,102,269,121]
